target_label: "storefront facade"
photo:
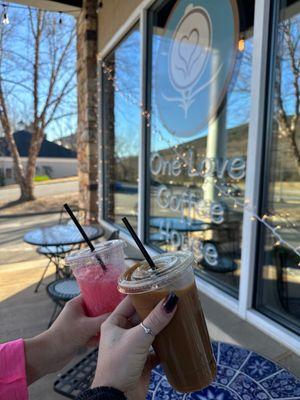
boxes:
[97,0,300,354]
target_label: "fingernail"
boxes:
[163,292,179,313]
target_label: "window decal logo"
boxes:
[155,0,239,138]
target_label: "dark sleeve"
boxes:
[76,386,126,400]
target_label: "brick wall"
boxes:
[76,0,99,222]
[76,0,144,222]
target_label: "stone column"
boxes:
[76,0,99,222]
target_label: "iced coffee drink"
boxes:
[118,251,216,393]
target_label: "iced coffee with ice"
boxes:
[118,251,216,393]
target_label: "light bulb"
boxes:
[238,39,245,52]
[2,12,9,25]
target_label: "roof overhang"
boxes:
[5,0,82,15]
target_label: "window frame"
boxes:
[97,0,300,355]
[254,0,300,335]
[99,20,142,231]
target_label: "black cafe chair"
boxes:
[46,278,80,327]
[34,206,86,292]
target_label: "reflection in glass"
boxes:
[102,24,140,229]
[147,0,255,297]
[256,0,300,333]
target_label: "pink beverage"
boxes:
[66,240,126,317]
[75,264,125,316]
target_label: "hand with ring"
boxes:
[92,293,178,400]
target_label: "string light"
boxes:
[96,1,103,13]
[1,3,79,25]
[2,4,9,25]
[0,2,79,12]
[238,37,245,52]
[99,57,300,260]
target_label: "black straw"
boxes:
[122,217,156,271]
[64,204,106,271]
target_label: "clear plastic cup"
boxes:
[118,251,216,393]
[66,240,126,317]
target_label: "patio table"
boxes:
[53,341,300,399]
[150,217,211,232]
[23,224,104,289]
[23,224,104,247]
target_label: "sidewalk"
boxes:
[201,292,300,376]
[0,209,299,400]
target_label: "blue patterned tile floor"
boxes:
[147,342,300,399]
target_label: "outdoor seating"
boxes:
[23,222,104,292]
[35,245,72,292]
[26,205,85,292]
[46,278,80,327]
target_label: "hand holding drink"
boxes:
[65,212,216,393]
[118,251,217,393]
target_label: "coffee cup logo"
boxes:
[155,0,239,138]
[167,6,211,117]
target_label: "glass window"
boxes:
[255,0,300,333]
[102,24,141,230]
[146,0,255,297]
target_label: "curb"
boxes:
[0,210,61,219]
[0,177,78,191]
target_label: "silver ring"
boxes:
[140,322,155,337]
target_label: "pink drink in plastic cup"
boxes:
[66,240,126,317]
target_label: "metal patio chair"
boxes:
[34,205,86,292]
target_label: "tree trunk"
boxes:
[0,83,30,201]
[25,128,44,201]
[4,128,30,201]
[19,179,35,201]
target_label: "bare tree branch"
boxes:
[0,8,77,200]
[2,78,33,93]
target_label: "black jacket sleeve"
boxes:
[76,387,126,400]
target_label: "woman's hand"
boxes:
[92,293,178,400]
[25,295,109,384]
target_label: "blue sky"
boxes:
[113,28,253,157]
[0,3,77,141]
[3,2,297,150]
[112,12,299,158]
